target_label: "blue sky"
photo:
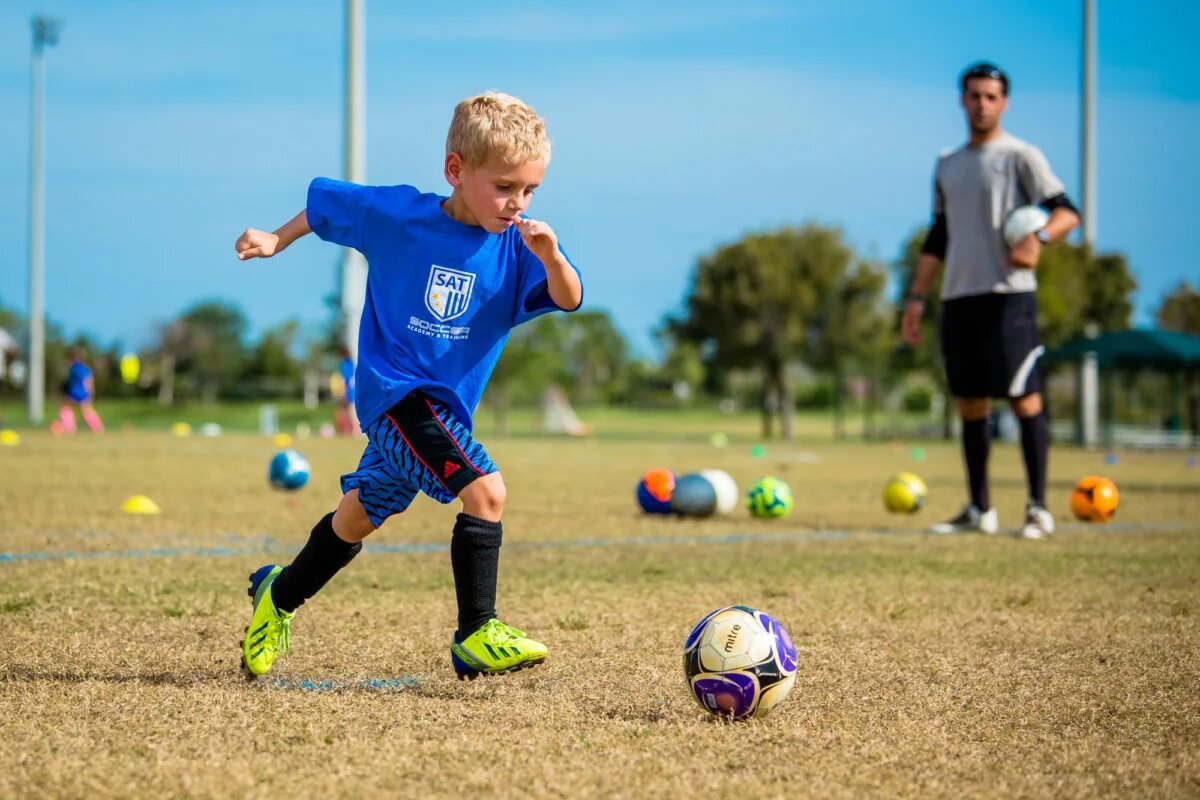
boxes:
[0,1,1196,356]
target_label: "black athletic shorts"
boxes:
[940,292,1044,399]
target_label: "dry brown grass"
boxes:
[1,430,1198,799]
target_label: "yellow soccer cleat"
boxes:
[241,564,294,677]
[451,619,547,680]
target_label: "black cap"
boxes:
[960,62,1009,95]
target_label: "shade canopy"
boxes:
[1048,329,1200,369]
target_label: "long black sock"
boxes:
[451,513,502,636]
[1019,411,1049,507]
[962,417,991,510]
[271,512,362,613]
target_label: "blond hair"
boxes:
[445,91,550,167]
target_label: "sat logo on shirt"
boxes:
[425,265,475,322]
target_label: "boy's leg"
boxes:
[453,474,507,635]
[373,392,545,677]
[271,490,373,614]
[57,404,76,433]
[242,437,415,676]
[80,402,104,433]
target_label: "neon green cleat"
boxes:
[240,564,294,677]
[451,619,547,680]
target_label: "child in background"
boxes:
[51,348,104,434]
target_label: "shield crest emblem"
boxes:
[425,265,475,322]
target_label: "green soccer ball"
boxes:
[746,476,794,518]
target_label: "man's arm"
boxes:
[902,253,943,345]
[236,210,312,261]
[1009,201,1080,268]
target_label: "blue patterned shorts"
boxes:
[341,391,496,527]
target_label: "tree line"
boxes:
[1,224,1196,436]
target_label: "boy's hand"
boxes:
[516,217,559,264]
[235,228,281,261]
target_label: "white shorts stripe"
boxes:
[1008,345,1045,397]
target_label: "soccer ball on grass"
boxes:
[683,605,798,720]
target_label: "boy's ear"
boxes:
[444,152,464,187]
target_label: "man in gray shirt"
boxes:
[901,62,1080,539]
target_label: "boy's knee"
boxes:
[461,473,506,521]
[333,489,377,543]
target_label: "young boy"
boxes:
[51,348,104,434]
[234,92,583,679]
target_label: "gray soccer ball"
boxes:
[670,472,718,517]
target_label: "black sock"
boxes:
[271,512,362,613]
[962,417,991,510]
[451,513,502,636]
[1019,411,1049,507]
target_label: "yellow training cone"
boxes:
[273,432,293,447]
[171,422,192,437]
[121,495,161,515]
[0,429,19,446]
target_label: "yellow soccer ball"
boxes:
[883,472,927,514]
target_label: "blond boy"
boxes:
[234,92,583,679]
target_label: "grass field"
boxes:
[1,422,1197,799]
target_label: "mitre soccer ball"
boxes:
[746,476,793,518]
[1070,475,1120,521]
[269,449,310,491]
[883,472,927,513]
[683,605,798,720]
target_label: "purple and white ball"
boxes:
[683,605,798,719]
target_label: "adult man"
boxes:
[901,62,1080,539]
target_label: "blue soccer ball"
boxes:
[683,605,798,719]
[269,449,310,491]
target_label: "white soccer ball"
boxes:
[699,469,740,514]
[1003,205,1050,248]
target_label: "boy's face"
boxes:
[445,152,547,233]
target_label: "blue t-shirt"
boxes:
[307,178,582,429]
[338,356,356,404]
[66,361,92,402]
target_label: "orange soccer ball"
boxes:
[1070,476,1120,522]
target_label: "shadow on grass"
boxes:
[0,665,424,694]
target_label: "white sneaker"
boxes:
[930,504,999,535]
[1019,503,1055,540]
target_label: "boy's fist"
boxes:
[516,217,559,263]
[235,229,280,260]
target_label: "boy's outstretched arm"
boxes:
[516,217,583,311]
[235,210,312,261]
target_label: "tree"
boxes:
[1034,243,1136,346]
[175,300,249,403]
[243,319,303,396]
[1157,281,1200,335]
[670,224,881,439]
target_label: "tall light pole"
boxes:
[1081,0,1097,245]
[1079,0,1100,448]
[28,16,59,425]
[341,0,367,359]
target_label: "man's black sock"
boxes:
[451,513,502,636]
[962,417,991,510]
[271,512,362,613]
[1019,411,1050,507]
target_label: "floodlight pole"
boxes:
[27,16,59,425]
[1079,0,1100,448]
[341,0,367,360]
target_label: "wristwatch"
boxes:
[1035,228,1050,244]
[905,292,926,304]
